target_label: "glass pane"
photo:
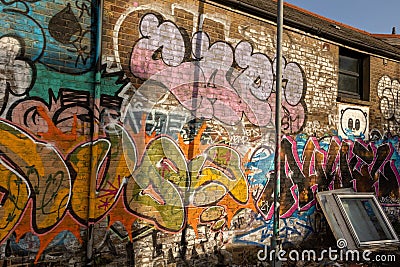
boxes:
[341,198,395,242]
[340,55,359,72]
[339,74,359,95]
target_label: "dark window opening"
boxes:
[338,48,370,101]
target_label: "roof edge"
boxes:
[282,1,372,36]
[372,34,400,39]
[204,0,400,61]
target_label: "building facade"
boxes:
[0,0,399,265]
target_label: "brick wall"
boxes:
[0,0,95,265]
[0,0,399,266]
[371,56,400,133]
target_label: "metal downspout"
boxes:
[272,3,283,267]
[87,0,103,264]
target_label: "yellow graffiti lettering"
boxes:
[0,162,29,242]
[0,120,71,231]
[125,137,186,232]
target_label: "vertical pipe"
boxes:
[179,2,205,263]
[87,0,103,264]
[272,0,283,266]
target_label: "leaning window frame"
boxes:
[334,192,399,248]
[316,189,400,250]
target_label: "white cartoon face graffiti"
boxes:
[340,107,368,138]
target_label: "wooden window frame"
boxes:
[338,48,370,101]
[317,189,399,250]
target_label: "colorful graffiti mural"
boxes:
[0,1,399,265]
[1,112,399,261]
[127,13,307,135]
[250,135,400,218]
[0,115,257,261]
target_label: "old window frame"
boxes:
[338,48,370,101]
[334,193,399,247]
[317,189,399,250]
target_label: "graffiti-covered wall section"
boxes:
[99,0,400,265]
[0,0,99,265]
[0,0,400,266]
